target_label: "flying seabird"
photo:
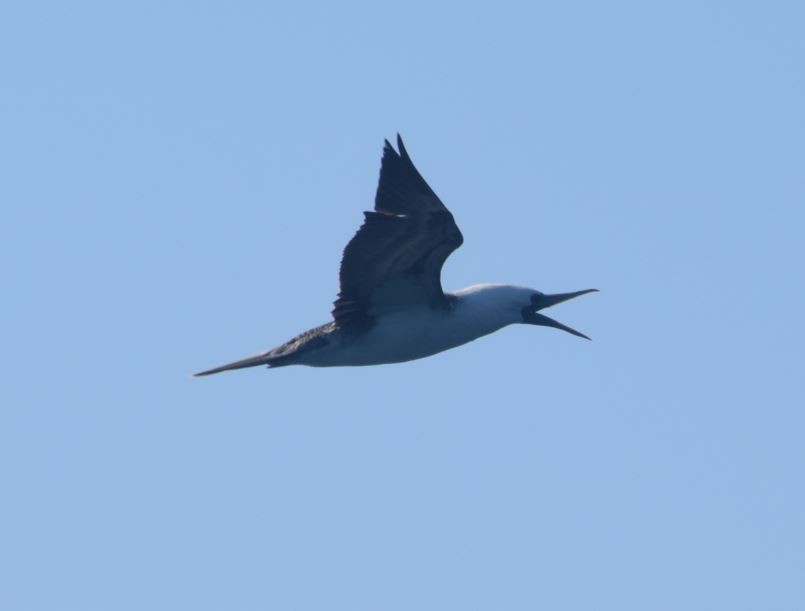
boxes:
[194,136,596,376]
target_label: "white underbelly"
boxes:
[301,309,492,367]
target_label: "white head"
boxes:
[454,284,598,339]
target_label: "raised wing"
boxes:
[332,135,464,330]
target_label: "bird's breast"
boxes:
[299,305,507,367]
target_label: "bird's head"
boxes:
[456,284,597,339]
[519,288,598,339]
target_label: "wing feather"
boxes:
[332,136,463,329]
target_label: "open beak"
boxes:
[527,289,598,340]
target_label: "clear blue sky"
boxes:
[3,2,803,610]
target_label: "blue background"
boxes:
[3,2,803,609]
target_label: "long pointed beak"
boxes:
[529,312,592,340]
[528,288,598,340]
[533,288,598,310]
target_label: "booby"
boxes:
[194,136,596,376]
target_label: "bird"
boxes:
[194,135,596,376]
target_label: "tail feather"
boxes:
[194,322,335,377]
[193,352,282,377]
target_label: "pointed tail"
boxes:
[193,352,277,377]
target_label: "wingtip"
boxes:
[383,134,408,158]
[382,138,400,162]
[396,133,408,158]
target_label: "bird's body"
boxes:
[295,285,531,367]
[195,138,596,376]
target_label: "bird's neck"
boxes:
[449,285,520,338]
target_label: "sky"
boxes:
[2,1,804,610]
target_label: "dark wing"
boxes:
[332,135,464,330]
